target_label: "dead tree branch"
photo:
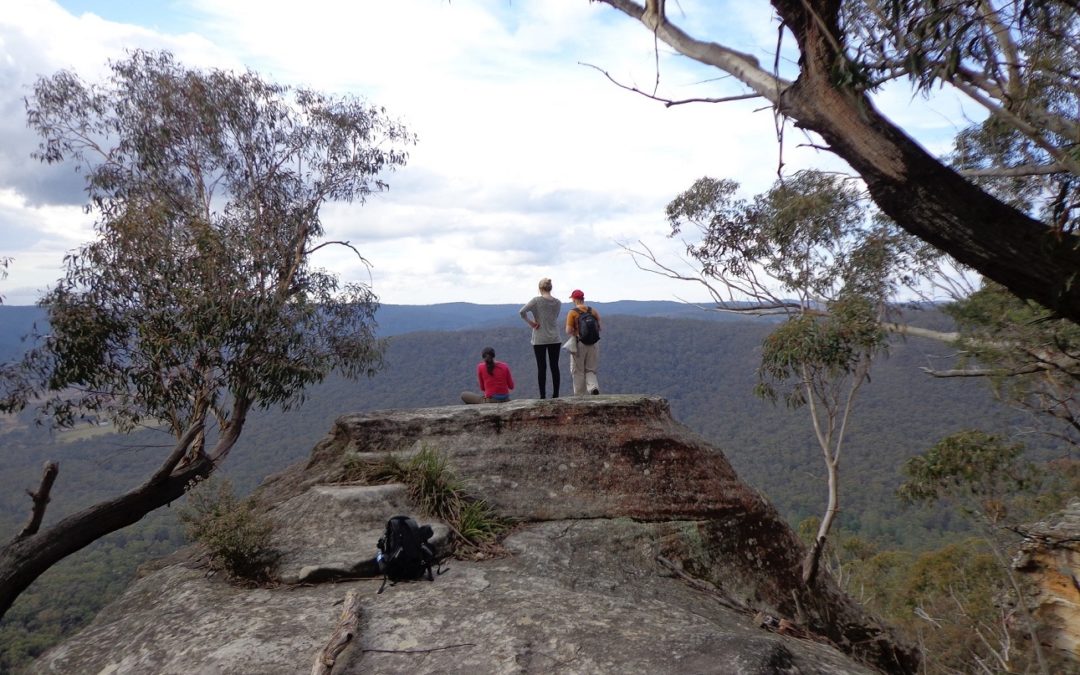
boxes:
[959,163,1069,178]
[580,62,760,107]
[15,461,59,541]
[311,589,363,675]
[921,364,1046,378]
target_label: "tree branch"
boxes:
[361,644,476,655]
[304,240,372,267]
[147,422,205,486]
[599,0,787,99]
[15,462,59,541]
[597,0,1080,323]
[947,76,1080,177]
[580,63,761,107]
[882,323,958,342]
[311,590,362,675]
[207,396,253,466]
[920,363,1046,378]
[959,163,1071,178]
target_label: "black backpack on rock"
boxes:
[376,515,440,593]
[576,307,600,345]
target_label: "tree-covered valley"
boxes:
[0,303,1060,669]
[2,4,1078,668]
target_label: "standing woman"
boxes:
[519,278,562,398]
[461,347,515,404]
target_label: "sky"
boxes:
[0,0,976,307]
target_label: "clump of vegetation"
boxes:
[350,445,511,553]
[178,477,279,582]
[456,499,507,546]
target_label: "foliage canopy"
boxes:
[3,50,414,442]
[0,49,412,623]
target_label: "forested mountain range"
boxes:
[0,300,1036,544]
[0,301,1045,667]
[0,301,1026,544]
[0,299,762,356]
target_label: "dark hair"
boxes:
[482,346,496,375]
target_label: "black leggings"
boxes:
[533,343,561,398]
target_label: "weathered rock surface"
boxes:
[1016,498,1080,662]
[32,395,916,674]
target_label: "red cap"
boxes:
[570,289,585,299]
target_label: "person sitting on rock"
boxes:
[461,346,515,404]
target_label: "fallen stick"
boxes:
[311,589,362,675]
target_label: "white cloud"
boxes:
[0,0,984,307]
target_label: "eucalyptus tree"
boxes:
[919,63,1080,446]
[899,431,1050,674]
[592,0,1080,322]
[634,169,935,583]
[0,50,414,619]
[929,283,1080,450]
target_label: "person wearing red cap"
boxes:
[565,289,602,396]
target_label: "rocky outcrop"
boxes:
[1015,498,1080,662]
[34,396,916,674]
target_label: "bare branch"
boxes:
[882,323,959,343]
[304,240,372,267]
[947,76,1080,176]
[920,364,1046,378]
[959,163,1071,178]
[621,240,795,313]
[15,461,59,541]
[311,590,362,675]
[598,0,786,99]
[655,555,753,613]
[579,63,760,107]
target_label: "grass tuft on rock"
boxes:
[350,445,511,552]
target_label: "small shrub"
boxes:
[179,477,279,581]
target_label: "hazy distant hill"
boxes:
[0,302,1009,541]
[0,306,44,362]
[0,300,771,360]
[219,314,1011,546]
[372,300,773,335]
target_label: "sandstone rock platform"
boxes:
[34,395,916,674]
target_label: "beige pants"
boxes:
[570,342,600,395]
